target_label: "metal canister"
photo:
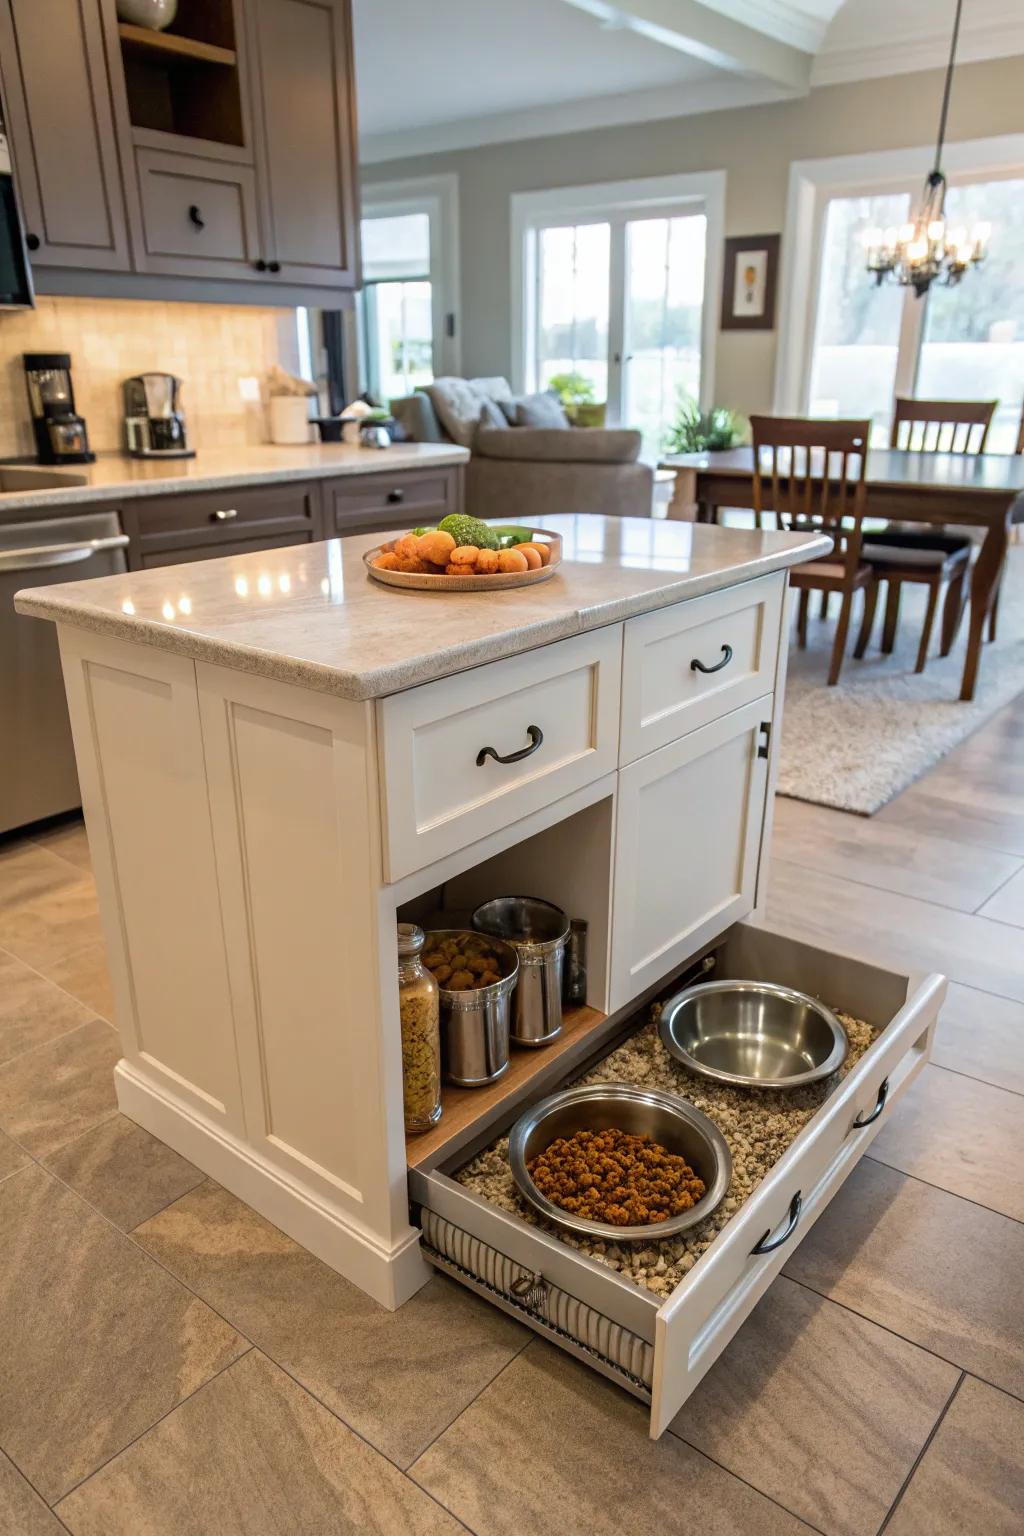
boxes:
[425,930,519,1087]
[472,896,569,1047]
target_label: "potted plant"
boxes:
[547,371,607,428]
[664,397,744,454]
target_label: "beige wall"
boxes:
[0,297,299,458]
[362,55,1024,418]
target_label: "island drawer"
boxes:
[326,467,460,536]
[619,573,784,763]
[378,627,622,882]
[126,482,320,558]
[411,922,944,1438]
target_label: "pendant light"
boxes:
[863,0,989,296]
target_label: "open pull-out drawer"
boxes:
[410,922,944,1439]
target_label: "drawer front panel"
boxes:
[379,628,622,882]
[413,923,944,1440]
[130,483,319,551]
[620,573,783,763]
[136,150,260,276]
[328,469,458,534]
[609,698,771,1013]
[139,529,314,569]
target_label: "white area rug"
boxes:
[778,547,1024,815]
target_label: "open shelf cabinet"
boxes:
[116,0,246,149]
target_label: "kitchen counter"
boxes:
[15,516,831,699]
[0,441,469,514]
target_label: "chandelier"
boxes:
[864,0,989,296]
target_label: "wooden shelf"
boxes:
[118,23,237,67]
[406,1004,609,1172]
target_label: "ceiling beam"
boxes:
[560,0,814,93]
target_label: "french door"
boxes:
[530,206,708,458]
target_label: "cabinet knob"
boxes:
[188,204,205,230]
[25,233,40,251]
[386,488,404,504]
[253,259,268,272]
[268,260,281,273]
[212,508,238,522]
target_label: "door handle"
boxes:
[0,533,129,571]
[852,1078,889,1128]
[750,1191,802,1255]
[188,204,205,230]
[476,724,543,767]
[691,643,733,674]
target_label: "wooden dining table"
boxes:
[661,446,1024,701]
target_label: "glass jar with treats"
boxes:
[397,922,442,1132]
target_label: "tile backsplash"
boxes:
[0,296,301,458]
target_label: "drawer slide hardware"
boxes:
[509,1270,549,1310]
[757,720,772,760]
[477,723,544,767]
[690,643,733,675]
[852,1077,889,1128]
[751,1190,802,1255]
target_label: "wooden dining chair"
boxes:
[854,398,997,672]
[750,416,870,686]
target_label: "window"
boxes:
[358,176,460,404]
[514,174,724,460]
[785,141,1024,450]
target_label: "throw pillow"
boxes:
[424,377,514,446]
[500,390,570,429]
[477,396,509,430]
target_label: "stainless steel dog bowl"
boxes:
[425,930,519,1088]
[508,1082,732,1242]
[659,979,848,1090]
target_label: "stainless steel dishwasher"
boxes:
[1,510,128,833]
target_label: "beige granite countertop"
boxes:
[15,515,830,700]
[0,442,468,513]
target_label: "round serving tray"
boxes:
[363,529,562,592]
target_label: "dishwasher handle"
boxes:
[0,533,129,573]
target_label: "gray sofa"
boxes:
[390,378,654,521]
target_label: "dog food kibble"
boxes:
[528,1127,706,1227]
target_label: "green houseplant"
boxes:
[664,397,744,454]
[547,371,607,428]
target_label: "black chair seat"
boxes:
[861,529,972,572]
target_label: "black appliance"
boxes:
[23,353,95,464]
[0,129,33,309]
[123,372,194,458]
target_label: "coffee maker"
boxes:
[123,372,194,459]
[23,353,95,464]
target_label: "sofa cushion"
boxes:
[477,396,509,430]
[389,392,444,443]
[475,427,642,464]
[499,390,570,429]
[424,376,512,446]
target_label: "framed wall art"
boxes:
[721,234,780,331]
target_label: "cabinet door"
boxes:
[247,0,359,288]
[133,149,262,280]
[609,697,772,1012]
[0,0,130,269]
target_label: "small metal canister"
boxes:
[472,896,570,1048]
[425,930,519,1087]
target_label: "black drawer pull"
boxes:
[751,1191,802,1255]
[253,259,268,272]
[691,643,733,674]
[476,724,543,767]
[268,260,281,273]
[25,232,40,252]
[386,489,405,504]
[188,204,205,230]
[853,1078,889,1128]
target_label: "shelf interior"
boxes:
[117,24,237,67]
[406,1003,608,1171]
[118,0,245,147]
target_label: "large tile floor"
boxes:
[1,693,1023,1534]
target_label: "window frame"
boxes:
[510,172,725,424]
[775,135,1024,433]
[359,173,461,395]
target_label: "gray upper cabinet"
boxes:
[246,0,360,289]
[0,0,131,270]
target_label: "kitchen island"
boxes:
[16,515,943,1436]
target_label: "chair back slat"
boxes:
[892,397,996,456]
[750,416,869,561]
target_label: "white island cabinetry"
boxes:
[16,514,943,1437]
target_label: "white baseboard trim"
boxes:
[116,1061,431,1310]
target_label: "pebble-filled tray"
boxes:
[455,1003,877,1298]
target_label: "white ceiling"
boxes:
[355,0,1024,162]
